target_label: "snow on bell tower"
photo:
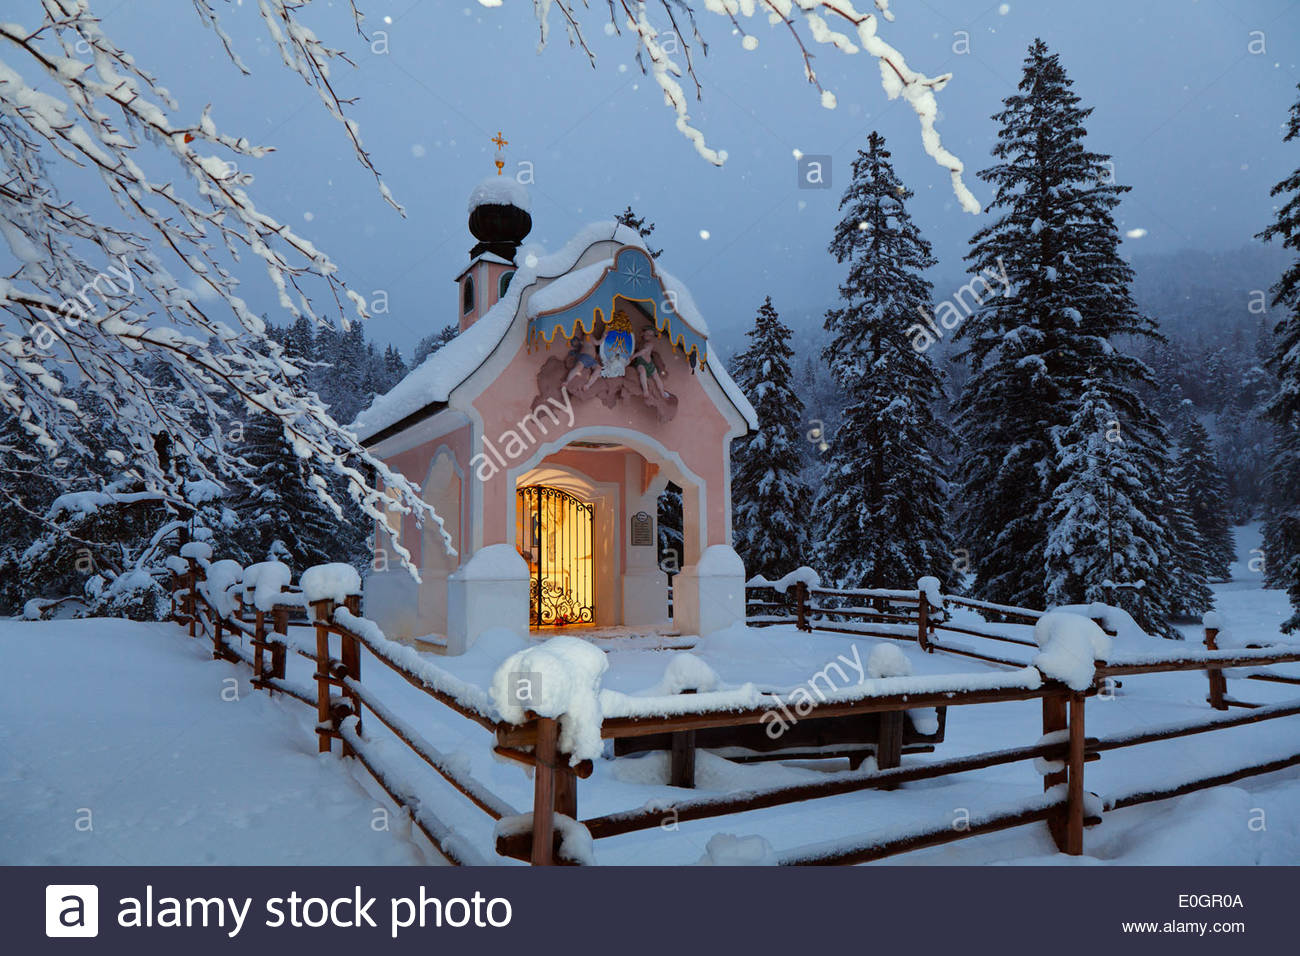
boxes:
[457,131,531,332]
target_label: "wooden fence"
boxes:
[169,550,1300,865]
[171,552,510,866]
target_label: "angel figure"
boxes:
[630,327,670,399]
[563,330,602,391]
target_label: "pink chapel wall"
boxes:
[379,422,474,570]
[471,329,734,555]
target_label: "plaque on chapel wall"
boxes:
[630,511,653,547]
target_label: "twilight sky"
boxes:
[76,1,1300,357]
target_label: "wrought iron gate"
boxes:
[516,485,595,627]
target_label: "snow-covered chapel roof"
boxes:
[353,222,757,443]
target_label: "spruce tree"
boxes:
[1160,471,1215,622]
[233,414,344,572]
[815,132,958,590]
[1045,383,1157,606]
[1258,84,1300,632]
[1171,400,1235,581]
[955,39,1182,629]
[730,297,811,579]
[283,315,315,363]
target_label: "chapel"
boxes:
[353,174,755,652]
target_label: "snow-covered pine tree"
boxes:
[658,483,684,580]
[325,323,372,426]
[0,410,65,614]
[815,132,958,590]
[1258,84,1300,632]
[1160,471,1216,622]
[1045,381,1160,616]
[955,39,1180,626]
[730,297,811,579]
[412,324,460,367]
[233,414,350,573]
[1171,400,1235,581]
[283,315,316,364]
[380,344,408,392]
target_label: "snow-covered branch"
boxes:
[0,1,446,577]
[518,0,980,213]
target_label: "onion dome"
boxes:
[467,176,532,262]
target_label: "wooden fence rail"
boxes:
[171,554,512,867]
[170,551,1300,865]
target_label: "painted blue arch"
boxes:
[528,246,709,364]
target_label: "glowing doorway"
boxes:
[516,485,595,627]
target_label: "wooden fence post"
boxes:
[211,608,225,660]
[795,581,810,632]
[917,590,931,653]
[1066,694,1086,856]
[340,594,363,755]
[877,710,904,786]
[1042,695,1068,851]
[312,598,336,754]
[252,608,267,688]
[531,717,558,866]
[670,689,697,788]
[1205,625,1227,711]
[271,606,288,679]
[555,766,578,823]
[185,557,199,638]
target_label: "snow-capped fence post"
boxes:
[311,598,337,754]
[1204,624,1227,711]
[794,580,810,632]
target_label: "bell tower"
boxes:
[457,131,531,331]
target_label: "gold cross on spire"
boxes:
[492,130,508,175]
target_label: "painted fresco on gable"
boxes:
[532,309,678,423]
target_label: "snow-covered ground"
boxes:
[0,619,433,865]
[3,525,1298,866]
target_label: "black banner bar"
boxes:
[2,866,1282,954]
